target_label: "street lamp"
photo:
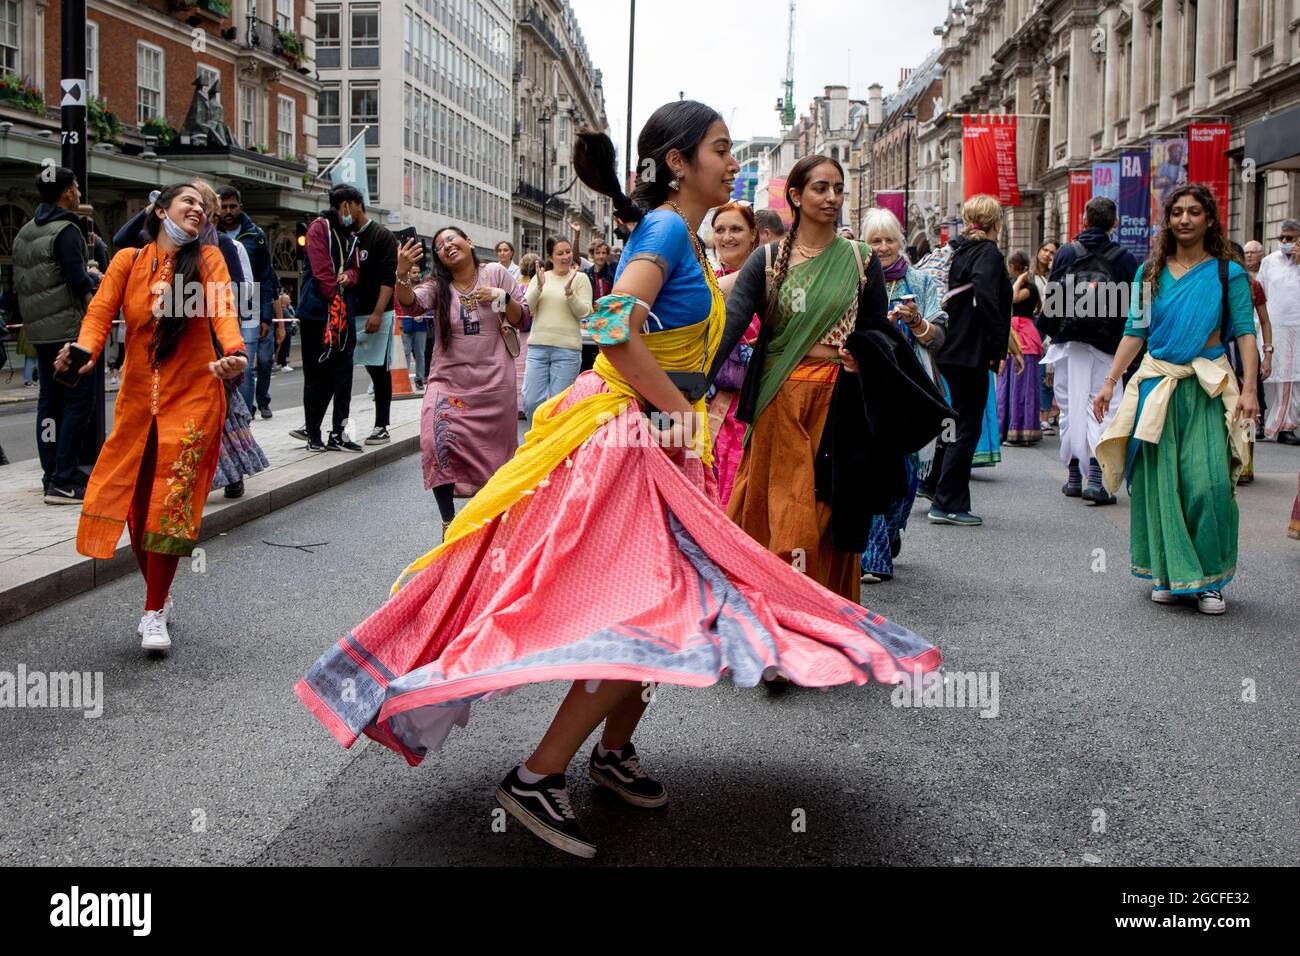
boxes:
[903,108,915,242]
[539,109,552,255]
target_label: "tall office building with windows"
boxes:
[315,0,513,252]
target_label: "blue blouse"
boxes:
[613,209,712,331]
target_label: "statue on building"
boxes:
[179,75,237,149]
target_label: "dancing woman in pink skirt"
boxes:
[295,101,941,859]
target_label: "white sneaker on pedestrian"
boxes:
[1150,588,1180,605]
[138,610,172,651]
[282,364,294,372]
[1197,590,1227,615]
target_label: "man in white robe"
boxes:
[1257,218,1300,444]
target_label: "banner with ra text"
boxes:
[1188,123,1231,221]
[1092,162,1119,203]
[1117,150,1151,260]
[962,114,1021,206]
[1068,170,1093,240]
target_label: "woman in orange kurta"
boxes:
[57,183,245,651]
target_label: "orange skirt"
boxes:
[726,360,860,604]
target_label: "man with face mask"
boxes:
[1257,218,1300,444]
[288,185,362,451]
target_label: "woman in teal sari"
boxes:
[1094,184,1259,615]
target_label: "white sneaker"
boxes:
[282,364,294,372]
[138,610,172,650]
[1150,588,1180,605]
[1197,590,1227,615]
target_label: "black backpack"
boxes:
[1056,240,1129,349]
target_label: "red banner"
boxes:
[1188,122,1231,221]
[876,190,905,225]
[1068,170,1093,240]
[962,114,1020,206]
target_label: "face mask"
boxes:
[1281,242,1296,255]
[161,214,198,246]
[340,208,354,227]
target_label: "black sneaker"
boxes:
[326,432,363,453]
[364,426,390,445]
[43,483,84,505]
[224,479,245,499]
[588,742,668,808]
[304,437,327,453]
[915,484,935,502]
[1082,485,1116,505]
[259,406,273,419]
[1062,481,1083,497]
[288,427,310,442]
[495,768,596,859]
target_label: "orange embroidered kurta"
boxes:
[75,243,243,558]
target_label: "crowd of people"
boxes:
[4,99,1297,860]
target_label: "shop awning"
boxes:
[1245,106,1300,171]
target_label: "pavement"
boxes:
[0,426,1295,867]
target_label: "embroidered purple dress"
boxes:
[416,263,529,497]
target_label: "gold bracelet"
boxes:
[1104,375,1119,386]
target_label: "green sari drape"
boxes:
[748,238,865,436]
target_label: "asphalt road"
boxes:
[1,435,1296,866]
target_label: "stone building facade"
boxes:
[921,0,1300,256]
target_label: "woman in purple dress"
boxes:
[394,227,529,533]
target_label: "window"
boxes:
[367,159,379,204]
[198,64,221,104]
[276,0,294,33]
[351,7,380,68]
[318,86,340,147]
[1184,0,1198,85]
[240,84,258,148]
[86,21,99,98]
[137,42,164,125]
[350,84,379,144]
[277,95,296,159]
[0,1,18,76]
[403,10,412,75]
[316,7,341,69]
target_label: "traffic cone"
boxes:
[390,318,418,400]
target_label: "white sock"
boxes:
[516,764,547,784]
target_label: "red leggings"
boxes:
[129,422,180,613]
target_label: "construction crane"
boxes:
[775,0,796,128]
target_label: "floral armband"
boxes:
[588,293,658,346]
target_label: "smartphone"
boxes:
[54,344,92,388]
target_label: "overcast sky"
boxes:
[565,0,952,164]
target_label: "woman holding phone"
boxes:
[56,183,246,651]
[857,207,947,583]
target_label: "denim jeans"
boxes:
[239,328,275,412]
[23,353,37,384]
[35,342,94,488]
[403,329,428,380]
[522,344,581,423]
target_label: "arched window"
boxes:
[0,203,31,295]
[831,145,839,161]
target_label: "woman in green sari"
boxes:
[724,154,886,605]
[1094,184,1259,615]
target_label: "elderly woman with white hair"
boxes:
[858,207,948,583]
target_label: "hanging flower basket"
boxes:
[0,74,46,115]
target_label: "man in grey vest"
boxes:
[13,167,102,503]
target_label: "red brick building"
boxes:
[0,0,325,291]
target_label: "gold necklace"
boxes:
[666,200,714,278]
[795,236,835,259]
[1171,252,1211,274]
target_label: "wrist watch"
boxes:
[1263,345,1275,353]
